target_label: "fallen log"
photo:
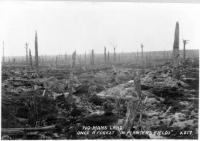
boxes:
[2,125,56,135]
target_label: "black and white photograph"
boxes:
[0,0,199,139]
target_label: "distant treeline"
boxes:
[3,49,199,67]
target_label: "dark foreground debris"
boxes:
[1,58,198,139]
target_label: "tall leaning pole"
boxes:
[35,31,39,70]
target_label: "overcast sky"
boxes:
[0,1,200,56]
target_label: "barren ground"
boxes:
[1,58,199,139]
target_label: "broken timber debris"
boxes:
[2,125,56,135]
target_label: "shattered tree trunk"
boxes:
[35,31,39,70]
[29,49,33,69]
[173,22,179,67]
[173,22,180,79]
[114,47,116,62]
[141,44,145,74]
[183,41,186,61]
[25,43,28,67]
[72,51,76,68]
[2,41,5,65]
[124,72,142,131]
[91,49,94,65]
[104,47,107,64]
[141,44,144,65]
[183,39,188,61]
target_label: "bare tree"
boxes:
[25,42,29,66]
[35,31,39,70]
[183,39,189,61]
[124,72,143,131]
[72,51,76,67]
[91,49,94,65]
[173,22,179,67]
[29,49,33,69]
[113,46,116,62]
[141,44,144,64]
[172,22,180,79]
[2,41,5,64]
[104,46,107,63]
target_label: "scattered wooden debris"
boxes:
[1,57,198,139]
